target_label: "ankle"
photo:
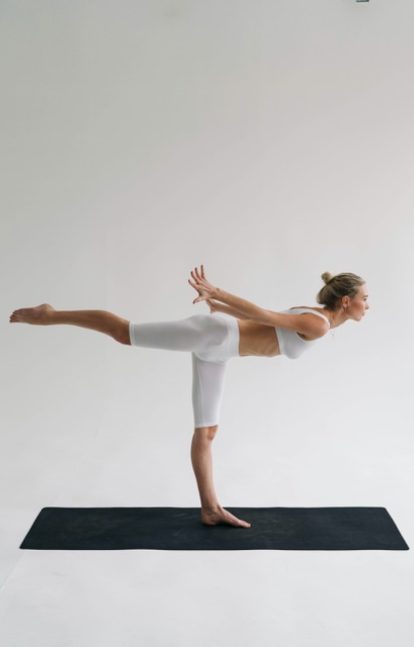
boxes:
[201,503,221,513]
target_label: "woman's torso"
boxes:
[237,306,328,357]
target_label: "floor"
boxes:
[0,501,413,647]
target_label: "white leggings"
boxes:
[128,313,240,428]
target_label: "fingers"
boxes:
[189,276,203,297]
[188,266,209,305]
[191,267,202,283]
[190,270,206,292]
[188,279,203,299]
[188,278,203,306]
[193,265,205,280]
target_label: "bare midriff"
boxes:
[237,319,280,357]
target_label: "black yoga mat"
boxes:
[20,506,409,551]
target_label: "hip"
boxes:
[193,313,240,362]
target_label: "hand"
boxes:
[206,299,218,314]
[188,265,218,304]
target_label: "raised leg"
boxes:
[191,426,251,528]
[128,314,226,354]
[9,303,130,344]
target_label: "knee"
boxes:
[194,425,219,441]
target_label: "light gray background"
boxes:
[1,1,413,645]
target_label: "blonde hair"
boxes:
[317,272,365,310]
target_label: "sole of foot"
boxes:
[9,303,55,325]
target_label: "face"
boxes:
[344,284,369,320]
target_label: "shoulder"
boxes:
[300,315,330,339]
[264,309,329,338]
[290,308,329,338]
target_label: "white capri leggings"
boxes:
[128,313,240,428]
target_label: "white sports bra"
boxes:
[275,307,331,360]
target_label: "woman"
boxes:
[9,265,369,529]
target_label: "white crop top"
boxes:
[275,307,331,360]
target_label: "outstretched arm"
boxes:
[205,298,252,320]
[214,292,329,337]
[212,288,266,321]
[188,265,329,337]
[214,290,329,337]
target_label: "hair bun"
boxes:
[321,271,333,284]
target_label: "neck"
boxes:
[322,307,348,329]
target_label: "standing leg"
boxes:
[191,427,251,528]
[191,354,251,528]
[9,303,130,344]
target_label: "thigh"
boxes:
[129,314,226,353]
[191,353,228,428]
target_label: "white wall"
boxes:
[2,0,413,587]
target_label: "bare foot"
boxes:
[9,303,55,325]
[201,505,251,528]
